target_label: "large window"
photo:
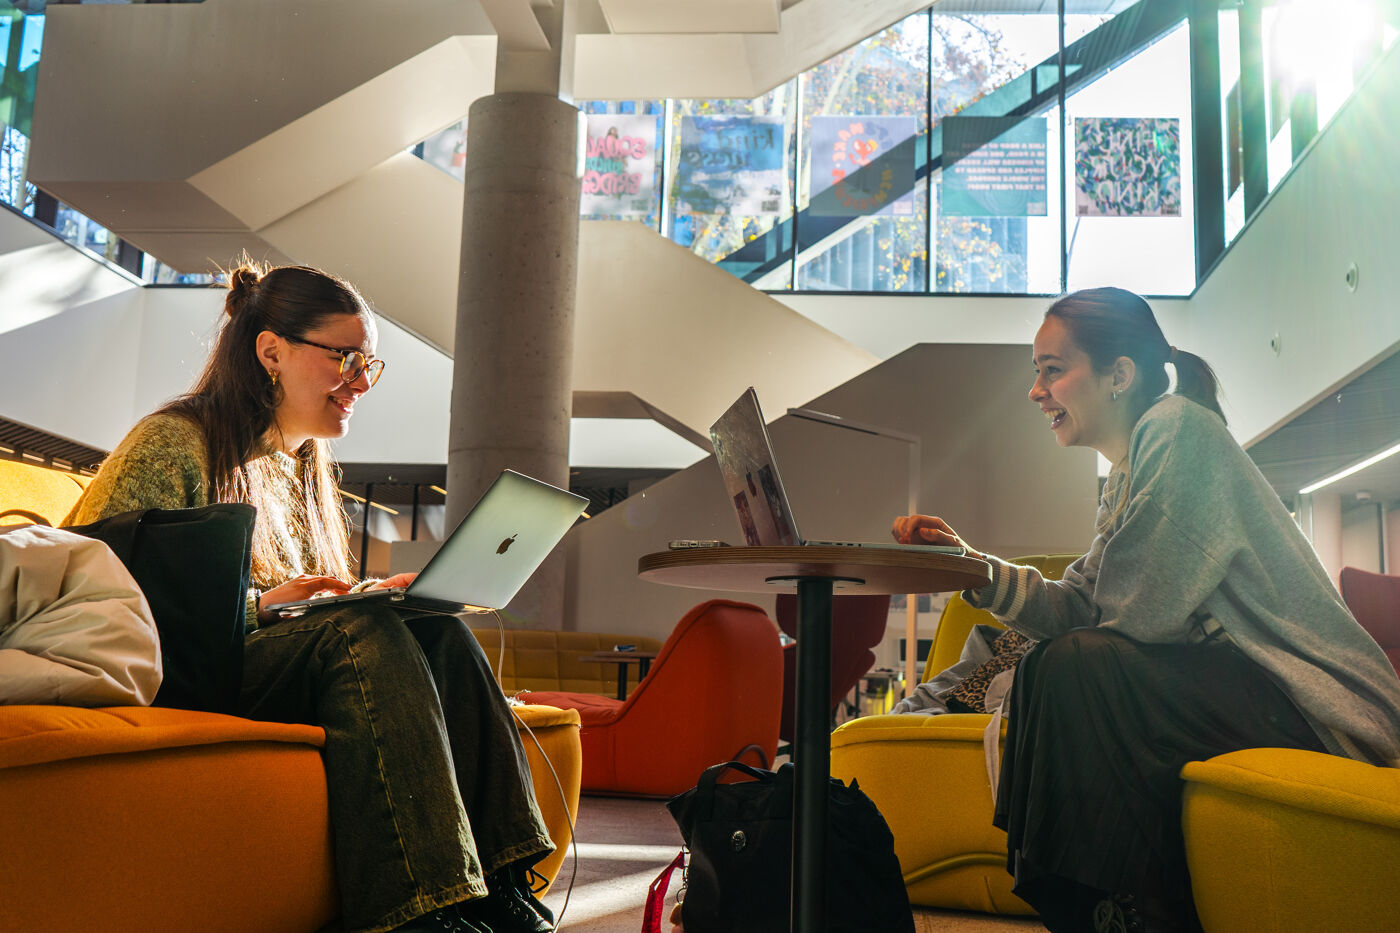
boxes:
[929,12,1065,294]
[1065,23,1195,295]
[0,1,182,279]
[558,0,1396,298]
[561,1,1208,296]
[794,17,928,293]
[667,86,799,288]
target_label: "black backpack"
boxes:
[667,760,915,933]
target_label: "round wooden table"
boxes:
[639,546,990,933]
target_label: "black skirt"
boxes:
[993,627,1326,931]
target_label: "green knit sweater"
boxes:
[64,413,323,630]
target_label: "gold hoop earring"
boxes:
[268,370,279,387]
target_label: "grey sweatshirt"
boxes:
[966,395,1400,766]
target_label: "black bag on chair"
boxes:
[667,760,915,933]
[67,504,256,714]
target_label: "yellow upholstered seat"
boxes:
[0,457,89,527]
[1181,747,1400,932]
[830,554,1077,915]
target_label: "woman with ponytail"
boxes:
[66,263,556,933]
[893,287,1400,932]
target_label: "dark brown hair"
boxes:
[159,260,373,585]
[1046,286,1226,425]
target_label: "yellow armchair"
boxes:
[1181,747,1400,932]
[829,554,1077,915]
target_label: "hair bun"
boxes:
[224,260,268,318]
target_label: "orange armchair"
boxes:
[521,599,783,797]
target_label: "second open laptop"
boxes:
[269,469,588,618]
[708,387,964,554]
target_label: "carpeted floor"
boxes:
[539,795,1042,933]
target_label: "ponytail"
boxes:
[1170,347,1227,425]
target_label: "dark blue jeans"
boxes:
[240,605,552,933]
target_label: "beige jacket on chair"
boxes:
[0,524,161,706]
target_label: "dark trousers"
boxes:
[240,605,552,933]
[993,628,1325,932]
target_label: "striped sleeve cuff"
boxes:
[963,555,1038,622]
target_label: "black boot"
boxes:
[1092,895,1136,933]
[393,906,493,933]
[1093,892,1187,933]
[454,866,553,933]
[515,864,555,926]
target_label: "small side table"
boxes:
[638,545,988,933]
[578,651,659,700]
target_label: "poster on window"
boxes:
[808,116,916,217]
[419,120,468,182]
[941,116,1047,217]
[1074,117,1181,217]
[675,116,786,216]
[581,114,657,216]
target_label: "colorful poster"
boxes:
[675,116,786,216]
[418,120,468,182]
[808,116,916,217]
[581,114,657,216]
[941,116,1047,217]
[1074,117,1181,217]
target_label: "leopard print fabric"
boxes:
[944,628,1034,714]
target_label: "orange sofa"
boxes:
[471,627,663,697]
[0,457,582,933]
[522,599,784,797]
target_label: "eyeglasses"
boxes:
[282,336,385,388]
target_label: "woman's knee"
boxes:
[315,604,424,661]
[1021,627,1137,703]
[1038,626,1133,668]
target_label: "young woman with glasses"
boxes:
[892,287,1400,933]
[66,263,555,933]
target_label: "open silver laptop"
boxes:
[270,469,587,617]
[708,388,964,554]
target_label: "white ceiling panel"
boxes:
[598,0,782,34]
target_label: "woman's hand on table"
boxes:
[891,514,986,562]
[257,574,353,624]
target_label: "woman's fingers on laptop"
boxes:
[892,514,960,547]
[265,575,351,604]
[369,572,418,591]
[892,513,938,544]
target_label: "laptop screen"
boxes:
[708,388,803,546]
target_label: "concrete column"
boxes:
[1306,490,1344,588]
[447,91,583,629]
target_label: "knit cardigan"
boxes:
[63,413,330,630]
[966,395,1400,767]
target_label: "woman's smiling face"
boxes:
[1029,315,1119,456]
[268,313,377,452]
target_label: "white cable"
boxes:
[490,608,580,931]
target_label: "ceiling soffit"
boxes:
[596,0,781,35]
